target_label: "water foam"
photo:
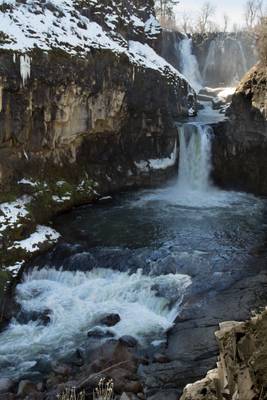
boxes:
[0,267,191,379]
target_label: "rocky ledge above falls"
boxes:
[212,63,267,194]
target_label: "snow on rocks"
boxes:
[144,15,161,38]
[4,261,24,278]
[10,225,60,253]
[18,178,38,187]
[0,0,189,84]
[135,141,177,172]
[0,196,31,232]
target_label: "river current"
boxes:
[1,106,267,385]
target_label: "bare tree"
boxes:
[244,0,264,29]
[178,11,194,34]
[196,1,216,34]
[155,0,179,20]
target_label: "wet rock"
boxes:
[153,353,170,364]
[36,382,45,392]
[17,309,51,325]
[17,380,37,397]
[120,394,130,400]
[51,362,72,376]
[147,390,180,400]
[66,252,97,272]
[0,378,13,394]
[137,393,145,399]
[100,313,121,327]
[87,328,115,338]
[119,336,138,348]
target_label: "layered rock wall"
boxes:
[181,311,267,400]
[212,64,267,194]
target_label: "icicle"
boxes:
[20,55,31,86]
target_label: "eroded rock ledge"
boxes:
[180,310,267,400]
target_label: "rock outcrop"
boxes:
[180,310,267,400]
[212,64,267,194]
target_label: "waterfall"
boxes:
[177,123,212,192]
[179,37,202,93]
[203,36,250,86]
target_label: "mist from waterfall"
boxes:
[179,37,203,92]
[203,37,250,86]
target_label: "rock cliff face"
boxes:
[212,64,267,194]
[0,0,194,322]
[180,310,267,400]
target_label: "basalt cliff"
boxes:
[213,63,267,194]
[0,0,195,315]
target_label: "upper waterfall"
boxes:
[203,36,251,86]
[179,37,203,93]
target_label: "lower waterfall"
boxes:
[177,123,213,192]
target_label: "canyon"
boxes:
[0,1,266,400]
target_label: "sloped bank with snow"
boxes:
[0,0,195,323]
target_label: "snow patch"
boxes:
[5,261,24,277]
[11,225,60,253]
[18,178,38,187]
[135,141,177,172]
[0,196,31,232]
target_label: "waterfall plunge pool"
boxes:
[1,116,267,390]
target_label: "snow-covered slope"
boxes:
[0,0,187,81]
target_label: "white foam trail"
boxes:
[179,37,202,93]
[0,267,191,379]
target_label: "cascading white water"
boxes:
[179,37,203,93]
[0,267,191,379]
[177,123,212,192]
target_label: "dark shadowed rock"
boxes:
[100,313,121,327]
[0,378,13,394]
[119,336,138,348]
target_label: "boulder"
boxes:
[100,313,121,327]
[119,336,138,348]
[87,328,115,339]
[17,380,37,397]
[0,378,13,394]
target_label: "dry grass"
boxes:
[57,378,114,400]
[57,387,85,400]
[93,378,114,400]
